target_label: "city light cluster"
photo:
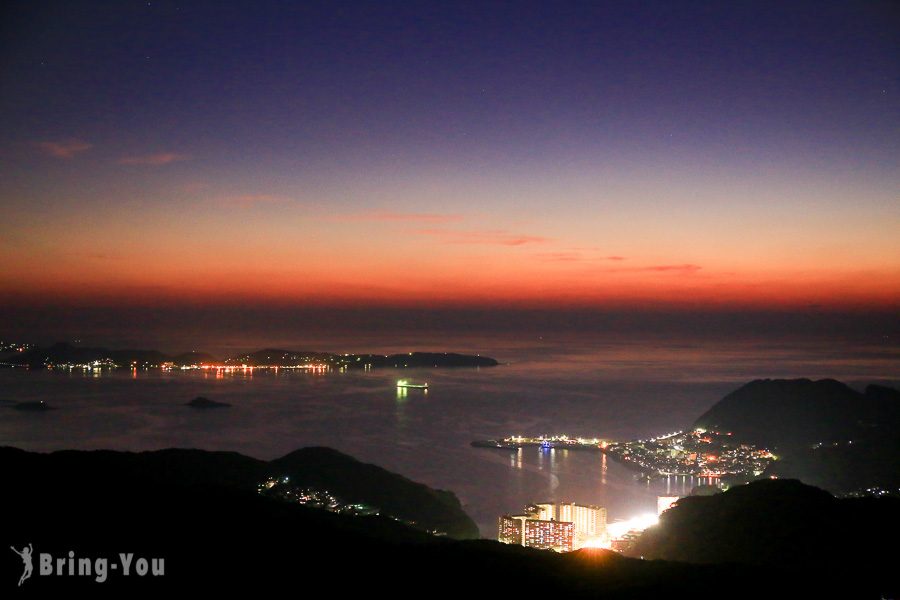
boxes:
[605,428,775,478]
[257,476,380,517]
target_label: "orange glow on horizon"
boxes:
[36,273,893,308]
[2,195,898,312]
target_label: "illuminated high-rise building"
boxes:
[498,515,527,545]
[530,502,607,544]
[499,502,606,551]
[523,519,574,552]
[499,514,574,551]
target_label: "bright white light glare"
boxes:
[607,513,658,539]
[581,537,611,549]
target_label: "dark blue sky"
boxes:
[3,1,896,162]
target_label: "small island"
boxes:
[13,400,53,412]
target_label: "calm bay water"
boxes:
[1,333,898,536]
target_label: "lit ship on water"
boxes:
[396,380,429,389]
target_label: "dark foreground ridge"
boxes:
[0,447,892,597]
[633,479,897,573]
[0,446,477,540]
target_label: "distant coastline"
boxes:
[0,342,499,371]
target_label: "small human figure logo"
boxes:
[10,544,33,586]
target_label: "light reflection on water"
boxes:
[0,334,897,537]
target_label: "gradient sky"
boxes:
[1,1,898,327]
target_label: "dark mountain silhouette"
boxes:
[631,479,897,596]
[693,379,900,493]
[693,378,896,448]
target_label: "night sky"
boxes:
[1,1,897,340]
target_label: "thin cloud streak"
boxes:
[641,264,702,273]
[600,263,703,275]
[534,253,629,263]
[118,152,189,165]
[224,194,288,208]
[346,211,463,224]
[533,252,583,262]
[35,139,92,158]
[416,228,552,246]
